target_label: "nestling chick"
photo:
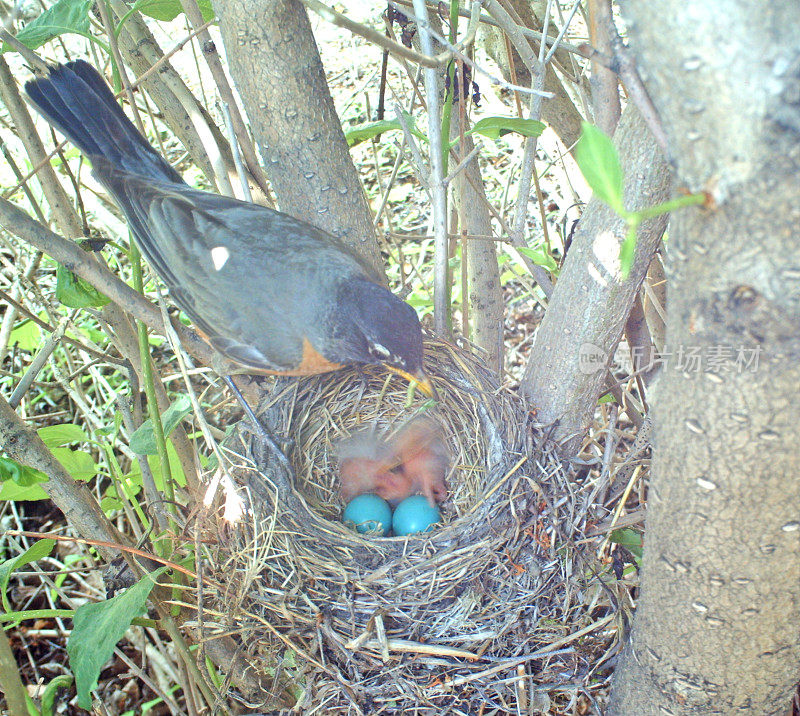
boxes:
[337,418,449,506]
[337,431,395,503]
[390,418,449,507]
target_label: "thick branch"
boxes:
[215,0,383,274]
[0,396,121,562]
[520,105,670,456]
[0,197,214,368]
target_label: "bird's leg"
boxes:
[223,376,292,472]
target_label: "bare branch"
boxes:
[412,0,449,336]
[0,196,215,368]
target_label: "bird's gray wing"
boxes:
[95,164,371,370]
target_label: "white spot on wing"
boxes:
[211,246,230,271]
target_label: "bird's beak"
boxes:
[386,366,437,399]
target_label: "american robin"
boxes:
[23,61,432,395]
[338,418,448,506]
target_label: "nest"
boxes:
[199,339,614,713]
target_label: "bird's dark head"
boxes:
[336,279,433,396]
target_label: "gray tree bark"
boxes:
[452,130,504,373]
[214,0,383,275]
[610,2,800,713]
[520,105,670,455]
[0,397,122,562]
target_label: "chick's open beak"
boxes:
[386,366,437,399]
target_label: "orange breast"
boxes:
[196,329,343,377]
[283,337,344,376]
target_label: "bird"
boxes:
[23,60,433,398]
[337,431,400,504]
[338,418,449,506]
[389,417,449,505]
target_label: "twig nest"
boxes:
[207,339,594,711]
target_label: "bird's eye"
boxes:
[368,342,391,359]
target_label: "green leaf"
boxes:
[146,440,186,489]
[620,225,637,277]
[68,568,167,709]
[40,674,74,716]
[52,448,97,481]
[4,0,92,53]
[130,0,215,22]
[575,122,624,214]
[129,395,192,455]
[516,246,558,273]
[344,112,426,148]
[467,116,545,141]
[100,495,124,513]
[0,539,55,613]
[8,319,41,352]
[609,528,643,560]
[38,424,89,448]
[0,456,49,487]
[345,119,402,147]
[0,480,49,501]
[56,264,110,308]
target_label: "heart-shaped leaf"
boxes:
[4,0,92,53]
[68,568,167,708]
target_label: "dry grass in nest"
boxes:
[199,339,616,713]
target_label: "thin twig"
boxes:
[9,314,73,409]
[179,0,271,199]
[544,0,583,64]
[484,0,555,297]
[391,0,588,57]
[219,101,252,202]
[607,22,668,154]
[412,0,449,336]
[443,143,480,187]
[0,28,49,72]
[393,102,431,193]
[393,2,554,99]
[300,0,455,69]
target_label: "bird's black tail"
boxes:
[24,60,183,184]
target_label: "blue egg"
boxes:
[392,495,441,536]
[343,494,392,536]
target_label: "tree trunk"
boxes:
[452,130,503,373]
[214,0,383,274]
[520,106,669,455]
[610,2,800,713]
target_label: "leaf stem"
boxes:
[0,625,31,715]
[635,192,706,220]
